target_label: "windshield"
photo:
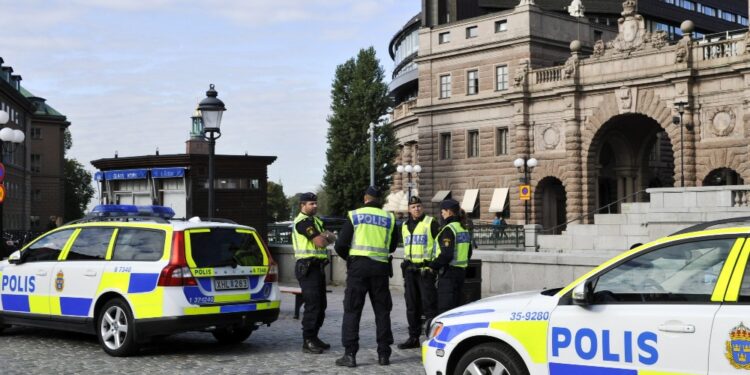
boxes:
[188,228,266,268]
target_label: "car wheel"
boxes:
[212,325,253,344]
[453,343,528,375]
[97,298,139,357]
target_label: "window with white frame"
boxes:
[496,128,508,156]
[440,74,452,98]
[496,65,508,91]
[467,70,479,95]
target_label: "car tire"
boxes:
[97,298,139,357]
[453,343,528,375]
[212,325,253,344]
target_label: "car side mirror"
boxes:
[8,250,22,265]
[572,278,595,306]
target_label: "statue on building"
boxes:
[611,0,648,55]
[567,0,585,18]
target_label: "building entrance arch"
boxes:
[703,168,744,186]
[535,176,566,234]
[588,113,674,214]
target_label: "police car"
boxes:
[423,218,750,374]
[0,205,280,356]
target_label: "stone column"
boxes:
[563,116,583,223]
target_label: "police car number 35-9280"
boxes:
[423,220,750,375]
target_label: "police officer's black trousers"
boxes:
[341,257,393,357]
[403,267,437,339]
[296,259,327,341]
[437,267,466,315]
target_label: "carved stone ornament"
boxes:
[704,107,736,137]
[592,40,605,58]
[610,0,647,55]
[563,54,579,79]
[650,30,668,49]
[542,126,561,150]
[616,86,637,113]
[675,38,689,63]
[514,61,529,87]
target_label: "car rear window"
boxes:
[112,228,166,261]
[188,228,266,268]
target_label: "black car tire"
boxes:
[97,298,139,357]
[453,343,528,375]
[212,325,253,344]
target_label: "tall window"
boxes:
[466,26,478,39]
[31,154,41,173]
[31,127,42,139]
[440,74,452,98]
[495,20,507,33]
[467,70,479,95]
[496,128,508,155]
[440,133,452,160]
[468,130,479,158]
[439,32,450,44]
[496,65,508,91]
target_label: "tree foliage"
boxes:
[267,181,290,222]
[64,158,95,221]
[63,128,95,221]
[323,47,396,216]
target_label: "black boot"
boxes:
[335,353,357,367]
[313,337,331,350]
[378,355,390,366]
[397,337,420,349]
[302,339,324,354]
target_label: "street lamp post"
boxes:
[396,164,422,205]
[198,84,226,220]
[513,156,538,225]
[0,110,25,255]
[368,122,375,186]
[674,101,688,187]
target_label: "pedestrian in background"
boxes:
[292,192,336,354]
[334,186,398,368]
[430,199,472,315]
[397,195,439,350]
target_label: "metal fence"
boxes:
[268,222,524,249]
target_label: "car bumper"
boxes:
[422,340,449,375]
[134,307,280,341]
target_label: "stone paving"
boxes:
[0,286,425,375]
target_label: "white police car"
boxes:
[0,205,279,356]
[423,219,750,374]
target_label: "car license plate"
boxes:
[214,277,248,291]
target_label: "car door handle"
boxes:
[658,323,695,333]
[36,270,47,276]
[84,270,98,277]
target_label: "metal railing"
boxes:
[268,222,524,249]
[539,189,648,235]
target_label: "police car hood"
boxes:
[435,290,545,322]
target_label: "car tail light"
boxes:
[265,261,278,283]
[158,231,198,287]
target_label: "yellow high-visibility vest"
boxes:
[402,216,435,264]
[348,207,395,263]
[292,213,328,260]
[435,221,470,268]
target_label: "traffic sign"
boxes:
[519,184,531,201]
[0,183,5,203]
[0,162,5,183]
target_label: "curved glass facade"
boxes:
[393,29,419,68]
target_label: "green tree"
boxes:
[267,181,290,222]
[64,158,94,221]
[323,47,396,216]
[63,129,95,221]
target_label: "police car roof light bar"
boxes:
[90,205,176,219]
[670,216,750,236]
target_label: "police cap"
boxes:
[299,192,317,202]
[365,186,381,198]
[440,198,460,211]
[408,196,422,205]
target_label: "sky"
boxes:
[0,0,421,197]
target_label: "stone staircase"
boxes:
[537,186,750,253]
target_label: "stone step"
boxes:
[564,223,648,237]
[593,213,627,225]
[621,202,650,214]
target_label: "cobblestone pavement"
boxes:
[0,286,425,375]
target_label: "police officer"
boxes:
[397,195,439,350]
[429,198,472,315]
[334,186,398,368]
[292,192,336,354]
